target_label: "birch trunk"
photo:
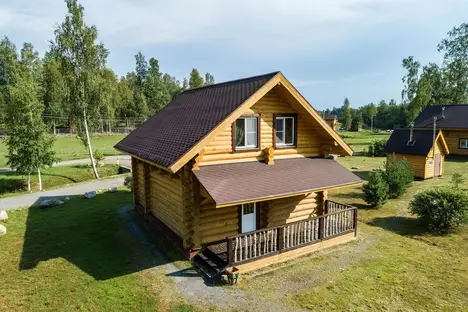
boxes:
[83,109,100,179]
[27,173,31,191]
[38,168,42,191]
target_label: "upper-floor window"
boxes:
[274,114,297,148]
[460,139,468,149]
[233,116,259,150]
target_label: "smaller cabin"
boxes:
[384,129,449,179]
[325,114,338,130]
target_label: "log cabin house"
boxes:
[384,129,449,179]
[414,105,468,156]
[115,72,362,281]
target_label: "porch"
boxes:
[192,200,357,281]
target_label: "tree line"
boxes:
[323,23,468,131]
[0,0,214,182]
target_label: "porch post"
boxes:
[353,207,358,237]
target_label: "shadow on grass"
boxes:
[19,191,177,280]
[351,170,372,181]
[0,177,26,194]
[40,172,77,183]
[367,216,430,237]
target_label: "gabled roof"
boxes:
[384,129,449,156]
[115,71,353,173]
[325,114,337,120]
[194,158,362,207]
[414,104,468,129]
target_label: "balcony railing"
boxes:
[227,200,357,265]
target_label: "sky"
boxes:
[1,0,467,110]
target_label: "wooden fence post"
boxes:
[353,208,358,237]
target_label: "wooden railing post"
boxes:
[318,215,325,240]
[277,226,284,251]
[353,208,358,237]
[227,238,234,265]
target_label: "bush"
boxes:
[124,175,133,191]
[410,188,468,233]
[93,149,105,166]
[384,155,413,198]
[363,170,390,207]
[367,139,387,157]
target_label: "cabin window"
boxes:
[460,139,468,149]
[274,114,297,148]
[233,116,259,150]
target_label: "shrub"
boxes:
[363,170,390,207]
[367,139,387,157]
[124,175,133,191]
[384,155,413,198]
[93,149,105,166]
[410,188,468,233]
[451,172,466,189]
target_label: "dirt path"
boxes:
[120,205,306,312]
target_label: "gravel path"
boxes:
[0,155,131,172]
[0,176,125,211]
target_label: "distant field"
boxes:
[339,130,391,154]
[0,135,125,168]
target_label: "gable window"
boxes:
[233,116,259,150]
[460,139,468,149]
[274,114,297,148]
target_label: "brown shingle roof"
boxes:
[115,72,279,168]
[414,104,468,129]
[193,158,362,206]
[384,129,441,156]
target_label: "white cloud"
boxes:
[0,0,461,52]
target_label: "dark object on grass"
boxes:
[84,191,97,199]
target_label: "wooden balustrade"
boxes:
[227,201,357,265]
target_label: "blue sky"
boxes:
[1,0,467,110]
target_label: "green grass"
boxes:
[240,155,468,311]
[0,164,121,197]
[339,130,390,155]
[0,189,194,311]
[0,135,125,168]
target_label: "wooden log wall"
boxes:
[198,187,239,245]
[133,159,146,208]
[266,192,322,227]
[200,90,324,166]
[389,153,430,179]
[444,130,468,156]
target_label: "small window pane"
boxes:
[246,133,257,146]
[243,203,255,215]
[246,118,257,132]
[276,118,284,131]
[285,118,294,144]
[461,139,468,149]
[236,119,245,147]
[276,131,284,144]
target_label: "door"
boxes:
[434,154,442,176]
[241,203,257,233]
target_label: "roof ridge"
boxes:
[424,104,468,108]
[182,71,280,93]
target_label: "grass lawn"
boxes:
[0,189,195,312]
[0,135,125,168]
[0,164,121,198]
[339,130,390,155]
[240,156,468,311]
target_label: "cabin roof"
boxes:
[384,129,448,156]
[193,158,362,207]
[325,114,337,120]
[414,104,468,129]
[115,72,279,169]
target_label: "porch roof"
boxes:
[193,158,362,207]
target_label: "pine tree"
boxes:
[189,68,204,88]
[341,97,352,131]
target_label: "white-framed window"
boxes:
[235,117,258,149]
[275,116,295,147]
[460,139,468,149]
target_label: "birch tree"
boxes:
[4,42,55,191]
[51,0,109,179]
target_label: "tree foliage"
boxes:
[363,171,390,208]
[189,68,204,89]
[341,98,352,131]
[384,155,414,198]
